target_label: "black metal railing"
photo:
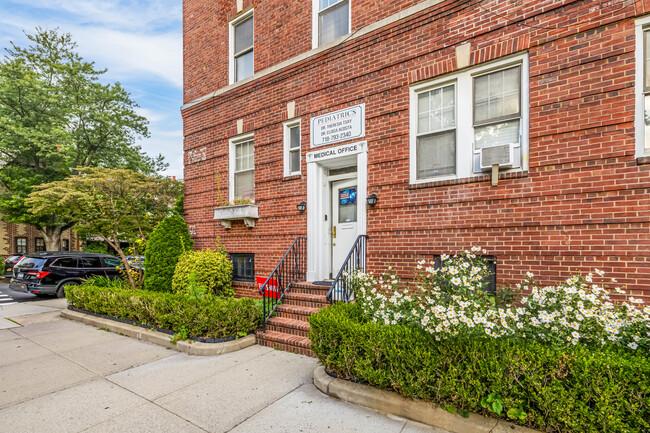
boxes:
[326,235,368,303]
[259,236,307,330]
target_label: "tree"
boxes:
[144,215,194,292]
[0,28,166,250]
[26,167,182,289]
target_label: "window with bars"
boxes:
[231,11,254,83]
[284,120,301,176]
[316,0,350,46]
[15,237,27,255]
[410,55,528,183]
[230,135,255,201]
[231,253,255,282]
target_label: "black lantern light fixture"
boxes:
[296,201,306,212]
[367,194,378,207]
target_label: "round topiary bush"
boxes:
[144,215,194,292]
[172,249,234,297]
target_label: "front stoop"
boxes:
[256,282,330,357]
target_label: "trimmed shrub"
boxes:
[309,303,650,433]
[172,249,233,297]
[66,285,261,339]
[144,215,194,292]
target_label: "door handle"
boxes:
[332,226,336,238]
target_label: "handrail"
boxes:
[259,236,307,330]
[326,235,368,303]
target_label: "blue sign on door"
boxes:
[339,188,357,205]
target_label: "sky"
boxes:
[0,0,184,179]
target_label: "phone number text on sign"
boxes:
[310,104,365,148]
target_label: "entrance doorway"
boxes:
[330,178,358,276]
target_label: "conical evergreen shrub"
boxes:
[144,215,194,292]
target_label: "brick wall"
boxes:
[183,0,650,301]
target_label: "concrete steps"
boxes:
[256,282,331,357]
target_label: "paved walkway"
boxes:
[0,299,448,433]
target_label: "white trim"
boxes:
[229,132,255,203]
[283,118,302,177]
[409,53,529,185]
[635,16,650,157]
[312,0,352,49]
[229,8,254,85]
[183,0,449,110]
[307,141,367,281]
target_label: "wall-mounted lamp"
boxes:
[296,201,306,212]
[367,194,378,207]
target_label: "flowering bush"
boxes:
[352,247,650,352]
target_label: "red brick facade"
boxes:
[183,0,650,301]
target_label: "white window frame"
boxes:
[635,16,650,157]
[409,53,529,184]
[229,132,255,203]
[312,0,352,49]
[229,8,254,85]
[284,118,302,177]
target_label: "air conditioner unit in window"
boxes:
[480,143,515,171]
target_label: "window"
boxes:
[80,257,102,268]
[61,239,70,251]
[35,238,45,252]
[231,253,255,282]
[52,257,77,268]
[314,0,350,47]
[104,257,122,268]
[229,134,255,201]
[410,54,529,183]
[636,19,650,156]
[15,237,27,255]
[284,119,301,176]
[230,10,254,83]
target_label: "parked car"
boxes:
[4,255,23,279]
[124,255,145,271]
[9,252,122,298]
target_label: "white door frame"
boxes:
[306,141,367,281]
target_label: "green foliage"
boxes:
[66,285,262,339]
[80,275,128,289]
[82,242,109,254]
[309,303,650,433]
[26,166,182,289]
[172,249,233,297]
[144,215,193,292]
[0,28,166,248]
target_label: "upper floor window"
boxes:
[230,10,254,83]
[229,133,255,202]
[314,0,350,47]
[284,119,301,176]
[635,19,650,157]
[410,54,529,183]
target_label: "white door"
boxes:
[331,179,358,276]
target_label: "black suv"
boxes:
[9,252,122,298]
[4,255,24,278]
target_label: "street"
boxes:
[0,281,41,305]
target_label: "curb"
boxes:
[61,309,256,356]
[313,366,541,433]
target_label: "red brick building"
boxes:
[182,0,650,306]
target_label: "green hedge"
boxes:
[144,215,194,292]
[172,249,233,297]
[309,303,650,433]
[66,285,261,339]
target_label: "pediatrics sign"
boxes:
[310,104,365,147]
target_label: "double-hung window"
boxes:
[230,134,255,201]
[410,54,528,183]
[284,119,301,176]
[314,0,350,47]
[15,237,27,255]
[230,10,254,83]
[636,19,650,156]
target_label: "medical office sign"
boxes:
[310,104,365,148]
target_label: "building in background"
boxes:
[183,0,650,311]
[0,220,78,257]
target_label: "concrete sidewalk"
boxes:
[0,300,447,433]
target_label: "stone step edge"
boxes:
[313,366,541,433]
[257,330,311,348]
[61,309,255,356]
[268,317,311,330]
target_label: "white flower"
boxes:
[595,268,604,276]
[451,277,461,286]
[526,272,534,279]
[628,342,638,350]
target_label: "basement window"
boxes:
[231,253,255,282]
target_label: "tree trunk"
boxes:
[39,226,66,251]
